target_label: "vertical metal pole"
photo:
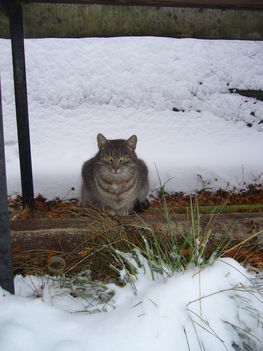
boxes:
[8,1,34,209]
[0,78,15,294]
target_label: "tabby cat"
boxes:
[80,133,149,216]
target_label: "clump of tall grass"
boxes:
[109,190,227,286]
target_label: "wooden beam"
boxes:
[10,213,263,252]
[19,0,263,9]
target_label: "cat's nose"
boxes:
[112,160,120,172]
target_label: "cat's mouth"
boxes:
[109,166,123,175]
[103,166,129,178]
[112,169,120,175]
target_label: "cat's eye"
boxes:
[104,155,113,162]
[119,155,128,163]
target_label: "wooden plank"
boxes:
[1,1,263,39]
[19,0,263,9]
[10,213,263,252]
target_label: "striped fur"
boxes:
[80,134,149,216]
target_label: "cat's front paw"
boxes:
[104,208,116,216]
[117,208,130,217]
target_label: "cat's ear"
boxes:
[97,133,108,149]
[126,135,137,150]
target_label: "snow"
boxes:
[0,37,263,199]
[0,258,262,351]
[1,37,263,350]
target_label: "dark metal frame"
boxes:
[8,1,35,210]
[0,78,15,294]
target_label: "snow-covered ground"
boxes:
[1,37,263,199]
[0,258,263,351]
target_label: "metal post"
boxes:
[0,78,15,294]
[8,1,34,209]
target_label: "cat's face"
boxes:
[96,134,138,177]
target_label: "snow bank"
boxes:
[0,37,263,199]
[0,258,262,351]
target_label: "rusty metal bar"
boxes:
[8,1,34,210]
[0,77,15,294]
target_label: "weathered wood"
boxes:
[10,213,263,252]
[1,3,262,39]
[18,0,263,10]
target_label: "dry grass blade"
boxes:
[221,229,263,256]
[183,326,191,351]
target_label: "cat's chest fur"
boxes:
[95,171,137,201]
